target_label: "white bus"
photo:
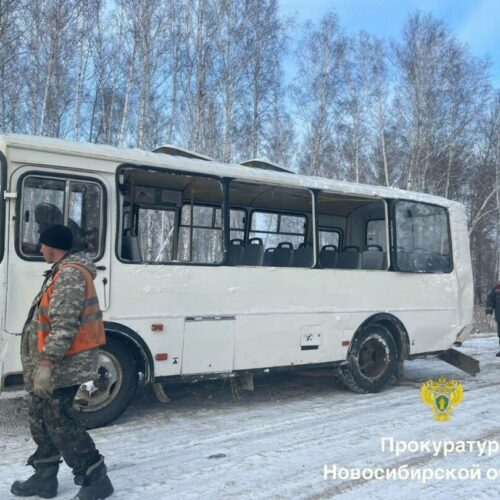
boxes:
[0,134,474,427]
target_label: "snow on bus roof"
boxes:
[152,144,214,162]
[239,158,295,174]
[1,134,459,208]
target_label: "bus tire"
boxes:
[339,324,398,394]
[72,339,138,429]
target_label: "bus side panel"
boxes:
[106,316,185,377]
[233,314,348,370]
[109,265,461,373]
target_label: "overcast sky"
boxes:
[279,0,500,87]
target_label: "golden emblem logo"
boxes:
[421,376,463,422]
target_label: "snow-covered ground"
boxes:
[1,334,499,500]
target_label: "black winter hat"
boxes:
[39,224,73,251]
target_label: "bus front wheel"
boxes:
[340,324,398,394]
[72,339,138,429]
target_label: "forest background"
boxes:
[0,0,499,316]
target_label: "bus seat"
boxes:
[242,237,264,265]
[361,245,384,270]
[122,231,142,261]
[338,246,361,269]
[292,245,313,267]
[319,245,338,268]
[263,247,275,266]
[226,238,244,265]
[272,242,294,267]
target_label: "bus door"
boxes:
[5,168,110,334]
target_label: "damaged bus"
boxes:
[0,135,475,427]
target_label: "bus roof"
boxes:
[0,134,459,208]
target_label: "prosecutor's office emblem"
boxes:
[421,376,463,422]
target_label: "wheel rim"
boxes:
[357,334,389,380]
[73,351,123,413]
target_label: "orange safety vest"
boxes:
[37,263,105,356]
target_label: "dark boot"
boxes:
[11,460,59,498]
[72,456,113,500]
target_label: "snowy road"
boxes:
[1,334,500,500]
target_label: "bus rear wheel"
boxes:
[340,324,397,394]
[72,339,138,429]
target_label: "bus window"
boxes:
[68,181,103,255]
[230,210,245,241]
[178,205,223,264]
[177,207,243,264]
[319,229,340,249]
[228,180,313,267]
[21,177,65,256]
[394,201,452,273]
[118,167,224,265]
[138,208,176,262]
[250,212,306,249]
[317,192,386,270]
[19,176,105,259]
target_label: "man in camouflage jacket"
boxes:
[12,224,114,500]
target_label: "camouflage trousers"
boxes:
[28,385,100,477]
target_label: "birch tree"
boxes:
[215,0,249,162]
[0,0,23,132]
[368,37,393,186]
[180,0,220,155]
[22,0,79,137]
[163,0,188,145]
[116,0,168,149]
[241,0,286,159]
[392,12,490,195]
[339,32,377,183]
[293,13,347,177]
